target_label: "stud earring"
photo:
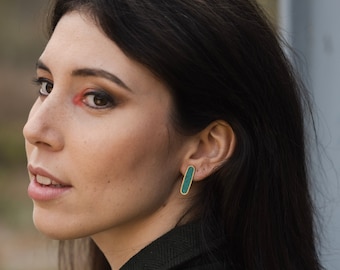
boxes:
[180,165,195,195]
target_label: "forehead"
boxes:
[40,11,164,93]
[42,11,122,67]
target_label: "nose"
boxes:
[23,97,65,151]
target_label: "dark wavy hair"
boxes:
[46,0,322,269]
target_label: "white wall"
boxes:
[279,0,340,269]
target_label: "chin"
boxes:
[33,218,67,240]
[32,207,81,240]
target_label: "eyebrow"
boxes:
[36,60,132,92]
[36,60,51,73]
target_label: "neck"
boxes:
[91,193,194,269]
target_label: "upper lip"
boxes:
[28,164,71,186]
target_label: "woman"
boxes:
[23,0,323,269]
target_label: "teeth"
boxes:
[36,175,65,187]
[36,175,52,185]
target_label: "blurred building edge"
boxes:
[253,1,340,270]
[278,1,340,270]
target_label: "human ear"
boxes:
[181,121,236,181]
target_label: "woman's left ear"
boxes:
[181,121,235,181]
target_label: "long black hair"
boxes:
[48,0,322,269]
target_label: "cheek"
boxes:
[73,121,174,191]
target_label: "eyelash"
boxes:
[32,77,116,109]
[82,90,116,109]
[33,77,54,96]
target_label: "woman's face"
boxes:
[23,11,191,243]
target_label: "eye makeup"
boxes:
[73,89,86,106]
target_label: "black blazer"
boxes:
[120,222,230,270]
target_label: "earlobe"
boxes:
[181,121,235,181]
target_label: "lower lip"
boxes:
[28,179,72,201]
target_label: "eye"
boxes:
[82,90,115,109]
[33,78,54,96]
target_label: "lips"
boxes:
[27,165,72,201]
[28,165,70,187]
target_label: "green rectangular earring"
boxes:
[180,165,195,195]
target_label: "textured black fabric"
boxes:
[120,222,229,270]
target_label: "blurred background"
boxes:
[0,1,58,269]
[0,0,339,270]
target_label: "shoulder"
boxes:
[121,222,233,270]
